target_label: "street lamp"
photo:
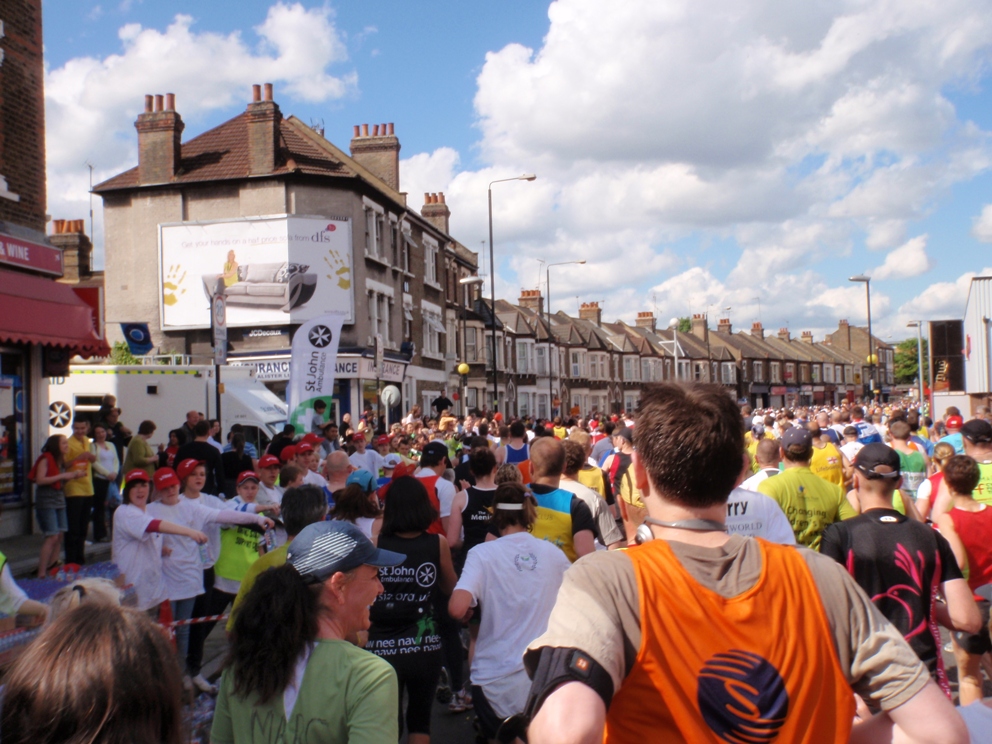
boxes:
[459,276,485,415]
[488,174,537,414]
[669,317,681,381]
[907,321,926,411]
[545,260,586,419]
[849,275,874,402]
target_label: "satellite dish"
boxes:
[380,385,401,407]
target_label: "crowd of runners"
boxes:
[3,386,992,742]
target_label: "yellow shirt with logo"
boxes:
[64,435,94,497]
[974,461,992,506]
[757,466,856,551]
[809,443,844,487]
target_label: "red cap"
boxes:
[351,432,366,442]
[258,454,281,469]
[176,458,204,482]
[237,471,260,486]
[493,412,503,423]
[295,442,314,454]
[946,415,964,429]
[301,432,323,445]
[280,445,297,463]
[124,469,150,485]
[375,435,390,446]
[153,467,180,490]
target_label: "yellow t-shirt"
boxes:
[757,466,856,551]
[809,443,844,487]
[576,466,607,499]
[227,544,288,632]
[64,435,94,497]
[973,461,992,506]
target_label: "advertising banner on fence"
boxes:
[159,215,354,330]
[287,312,346,435]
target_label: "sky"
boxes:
[40,0,992,344]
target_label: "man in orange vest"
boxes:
[522,382,968,744]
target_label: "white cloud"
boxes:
[45,3,356,265]
[973,205,992,243]
[868,235,931,280]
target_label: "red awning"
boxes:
[0,270,110,357]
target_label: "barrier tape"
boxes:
[164,613,229,640]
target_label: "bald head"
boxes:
[325,451,352,474]
[530,437,565,484]
[755,439,781,469]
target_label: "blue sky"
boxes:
[40,0,992,343]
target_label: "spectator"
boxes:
[122,419,158,477]
[89,422,120,544]
[175,420,226,497]
[29,435,78,577]
[64,419,97,565]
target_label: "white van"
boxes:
[47,365,287,455]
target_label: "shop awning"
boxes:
[0,270,110,357]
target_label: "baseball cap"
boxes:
[351,432,367,442]
[946,415,964,430]
[301,433,323,446]
[375,435,391,446]
[287,520,405,585]
[961,419,992,444]
[280,444,297,463]
[124,469,150,485]
[295,442,315,455]
[420,441,451,467]
[258,454,281,469]
[346,469,377,492]
[176,458,204,481]
[237,470,260,486]
[781,427,812,449]
[383,453,403,470]
[854,443,901,479]
[153,467,180,490]
[614,427,633,444]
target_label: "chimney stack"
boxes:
[518,288,544,312]
[691,313,708,342]
[350,122,401,191]
[778,328,790,342]
[135,92,184,185]
[246,83,282,175]
[750,321,764,340]
[801,331,814,344]
[635,311,656,333]
[421,192,451,235]
[717,318,732,334]
[579,301,602,326]
[50,219,93,283]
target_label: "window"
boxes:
[466,388,478,410]
[665,358,672,379]
[519,395,529,418]
[465,327,478,362]
[363,199,385,260]
[844,365,853,383]
[770,362,781,382]
[402,294,414,342]
[823,364,833,383]
[836,365,843,383]
[811,365,820,383]
[693,362,705,381]
[641,359,652,382]
[599,355,607,379]
[368,290,378,339]
[402,232,411,273]
[722,362,736,383]
[517,341,530,374]
[536,346,548,375]
[538,394,549,420]
[390,219,400,266]
[379,295,392,346]
[678,360,691,380]
[753,361,763,382]
[424,237,439,286]
[784,363,795,381]
[421,301,444,357]
[571,351,581,378]
[624,357,636,381]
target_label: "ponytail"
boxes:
[225,564,321,704]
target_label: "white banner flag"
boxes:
[288,312,346,435]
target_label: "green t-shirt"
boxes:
[211,639,398,744]
[757,466,857,551]
[896,450,927,498]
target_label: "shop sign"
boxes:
[0,233,63,276]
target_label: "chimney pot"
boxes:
[264,83,273,101]
[353,125,360,137]
[388,122,395,135]
[424,192,430,203]
[373,124,380,136]
[380,123,387,136]
[438,192,446,204]
[165,93,175,111]
[362,123,369,136]
[144,94,153,113]
[154,94,163,112]
[252,84,261,102]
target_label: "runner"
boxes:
[889,420,930,504]
[916,442,955,521]
[602,428,641,542]
[524,382,967,744]
[527,437,596,562]
[851,405,883,444]
[808,423,845,487]
[447,446,498,566]
[820,444,980,696]
[560,441,624,550]
[739,439,781,491]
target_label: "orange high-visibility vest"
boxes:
[605,538,854,743]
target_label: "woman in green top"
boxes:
[212,520,406,744]
[122,420,158,477]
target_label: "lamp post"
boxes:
[849,275,874,402]
[907,321,925,411]
[488,174,537,414]
[459,275,485,415]
[545,260,586,419]
[669,317,681,381]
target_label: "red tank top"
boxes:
[948,505,992,591]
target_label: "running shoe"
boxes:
[448,688,473,713]
[436,667,453,704]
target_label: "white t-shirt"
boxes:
[349,449,385,476]
[454,531,571,718]
[740,468,780,492]
[257,482,283,507]
[303,469,328,489]
[960,701,992,744]
[112,503,166,611]
[725,487,796,545]
[840,441,864,463]
[415,467,456,518]
[0,564,28,616]
[148,499,265,601]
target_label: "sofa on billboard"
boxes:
[202,262,317,312]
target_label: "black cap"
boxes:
[614,427,634,443]
[854,443,901,479]
[420,441,451,467]
[961,419,992,444]
[781,427,812,449]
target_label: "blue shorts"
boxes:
[36,506,68,536]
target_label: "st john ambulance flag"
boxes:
[288,312,345,435]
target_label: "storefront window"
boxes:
[0,350,26,503]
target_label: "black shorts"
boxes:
[471,684,505,741]
[953,599,992,655]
